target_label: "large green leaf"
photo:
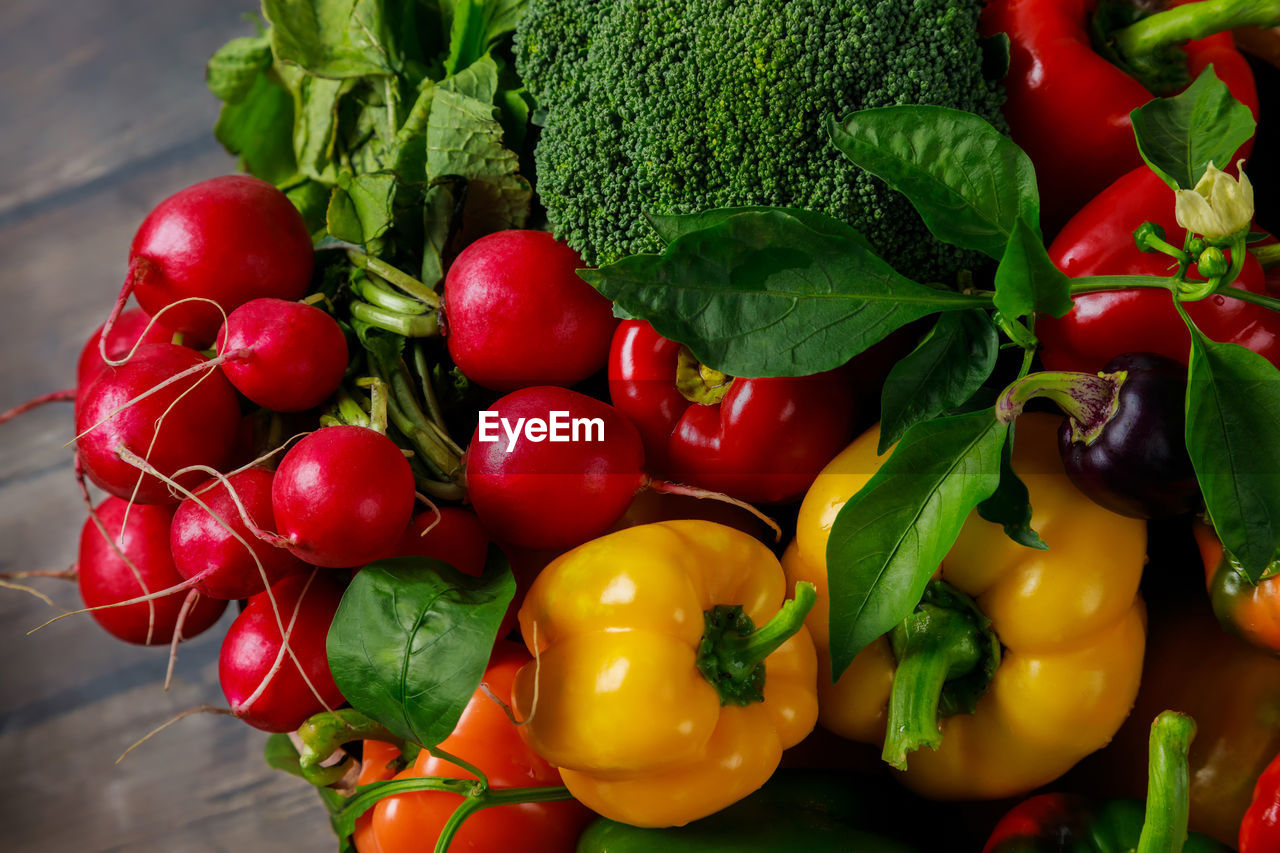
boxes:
[213,71,297,186]
[1130,66,1256,191]
[264,0,394,79]
[826,410,1007,676]
[992,217,1073,320]
[828,106,1040,260]
[976,424,1047,550]
[878,310,999,453]
[582,209,981,378]
[1185,332,1280,581]
[326,550,515,748]
[207,36,274,103]
[326,172,398,243]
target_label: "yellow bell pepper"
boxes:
[512,519,819,827]
[783,413,1147,799]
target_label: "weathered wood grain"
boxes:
[0,2,335,850]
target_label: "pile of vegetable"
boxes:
[10,0,1280,850]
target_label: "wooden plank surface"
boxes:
[0,2,335,850]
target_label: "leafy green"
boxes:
[976,426,1047,550]
[828,105,1040,261]
[826,409,1007,676]
[213,72,297,185]
[1130,66,1256,191]
[326,550,515,748]
[878,311,999,453]
[992,217,1073,320]
[327,172,398,243]
[206,36,274,102]
[582,208,982,378]
[445,0,529,75]
[264,0,395,79]
[1185,331,1280,581]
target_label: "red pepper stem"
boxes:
[881,601,985,770]
[1114,0,1280,59]
[1136,711,1197,853]
[996,370,1126,445]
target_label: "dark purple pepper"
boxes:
[997,353,1199,518]
[1058,353,1199,518]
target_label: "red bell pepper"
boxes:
[981,0,1262,234]
[1036,165,1280,373]
[1241,751,1280,853]
[607,320,856,505]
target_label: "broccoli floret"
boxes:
[515,0,1006,281]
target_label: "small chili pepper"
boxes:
[1195,524,1280,655]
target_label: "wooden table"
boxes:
[0,2,334,849]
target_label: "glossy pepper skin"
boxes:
[1037,166,1280,374]
[783,413,1146,799]
[513,520,819,827]
[981,0,1258,234]
[607,319,857,504]
[352,642,592,853]
[1241,751,1280,853]
[1195,524,1280,655]
[576,770,915,853]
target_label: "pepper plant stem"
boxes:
[881,603,983,770]
[1114,0,1280,59]
[1136,711,1197,853]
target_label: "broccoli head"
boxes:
[515,0,1007,281]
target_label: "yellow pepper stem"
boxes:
[881,581,999,771]
[1137,711,1197,853]
[697,582,817,706]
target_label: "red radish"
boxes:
[75,343,241,504]
[394,507,489,575]
[442,230,617,391]
[391,506,520,638]
[122,175,314,345]
[215,298,348,412]
[464,386,646,550]
[219,572,346,732]
[78,497,226,645]
[272,426,416,568]
[170,468,306,600]
[77,308,176,388]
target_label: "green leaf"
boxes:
[276,66,352,183]
[582,208,981,378]
[445,0,530,76]
[213,72,298,186]
[263,733,306,779]
[326,550,515,748]
[826,410,1007,676]
[878,311,999,454]
[828,106,1041,260]
[426,56,531,237]
[1185,331,1280,581]
[421,182,458,287]
[283,177,332,234]
[1131,66,1256,191]
[993,217,1073,320]
[326,172,398,243]
[263,0,394,79]
[976,425,1048,550]
[645,206,862,246]
[207,36,273,103]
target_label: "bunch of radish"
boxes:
[6,169,867,751]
